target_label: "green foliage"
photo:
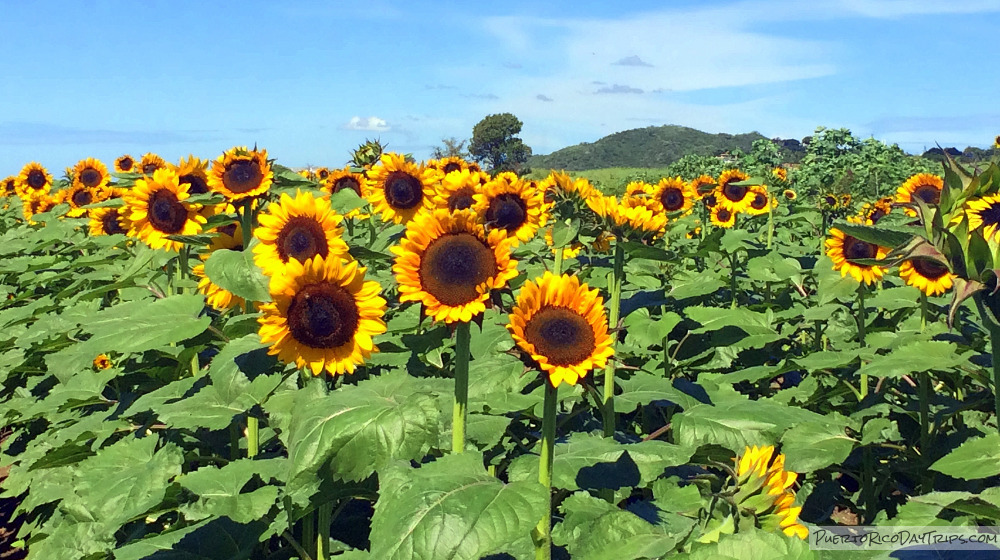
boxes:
[469,112,532,175]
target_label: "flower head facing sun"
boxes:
[364,152,440,224]
[895,173,944,216]
[899,258,954,297]
[123,167,206,252]
[253,190,350,276]
[139,153,167,175]
[392,209,518,324]
[115,155,136,173]
[650,177,694,216]
[710,205,736,228]
[825,227,888,285]
[258,256,387,376]
[966,194,1000,241]
[15,162,53,199]
[88,207,129,237]
[507,272,613,388]
[717,169,752,212]
[208,146,274,201]
[72,158,110,192]
[324,166,365,197]
[474,172,549,245]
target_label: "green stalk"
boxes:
[766,194,774,250]
[165,258,175,297]
[553,247,564,276]
[918,294,931,493]
[302,512,315,560]
[177,245,190,294]
[857,284,868,399]
[237,198,259,458]
[973,294,1000,437]
[729,252,739,310]
[316,501,332,560]
[602,241,625,437]
[452,321,472,454]
[247,417,259,458]
[534,380,558,560]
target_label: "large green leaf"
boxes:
[677,528,817,560]
[673,400,831,452]
[858,340,970,379]
[203,246,271,302]
[369,452,547,560]
[780,419,856,472]
[177,458,285,523]
[930,433,1000,480]
[615,372,705,413]
[114,516,266,560]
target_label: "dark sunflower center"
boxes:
[825,195,837,206]
[912,259,949,280]
[912,184,940,205]
[384,171,423,209]
[102,210,125,235]
[79,168,102,188]
[524,306,596,367]
[119,157,134,171]
[443,162,462,174]
[332,176,361,196]
[980,202,1000,226]
[276,216,329,264]
[660,187,684,211]
[26,170,46,189]
[751,193,768,210]
[72,189,93,207]
[869,208,887,223]
[181,173,209,195]
[723,181,748,202]
[286,283,360,348]
[486,193,528,232]
[318,169,329,179]
[148,188,188,234]
[704,194,717,208]
[419,232,497,306]
[223,159,264,194]
[3,179,15,193]
[447,187,476,211]
[143,162,161,175]
[717,208,732,222]
[843,235,877,261]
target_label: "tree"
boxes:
[430,137,470,160]
[469,113,532,175]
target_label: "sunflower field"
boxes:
[3,140,1000,560]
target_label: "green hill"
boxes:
[527,125,800,170]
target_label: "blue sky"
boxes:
[3,0,1000,175]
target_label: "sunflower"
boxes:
[1,176,17,197]
[123,167,206,252]
[507,272,613,387]
[782,189,797,201]
[430,156,475,176]
[624,181,653,198]
[895,173,944,216]
[115,154,136,173]
[392,209,518,323]
[93,354,112,370]
[171,155,211,195]
[732,445,808,540]
[820,193,839,210]
[315,167,330,181]
[88,207,129,236]
[586,194,667,237]
[193,225,247,311]
[208,146,273,201]
[745,187,777,216]
[72,158,110,192]
[253,190,349,275]
[324,166,364,197]
[364,152,440,224]
[139,153,167,175]
[540,171,598,201]
[717,169,752,212]
[825,227,888,285]
[650,177,694,216]
[840,193,852,207]
[474,172,549,245]
[995,135,1000,150]
[298,169,314,180]
[15,162,53,199]
[22,194,56,223]
[64,183,101,218]
[544,226,583,260]
[966,195,1000,241]
[899,258,954,296]
[690,174,715,200]
[772,167,788,182]
[702,193,718,209]
[258,255,387,376]
[433,168,482,212]
[710,205,736,228]
[591,231,615,253]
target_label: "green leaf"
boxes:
[551,217,580,248]
[369,452,547,560]
[114,516,266,560]
[858,340,970,379]
[930,433,1000,480]
[203,247,271,302]
[672,400,831,452]
[679,528,817,560]
[615,372,705,413]
[832,221,912,250]
[780,420,856,472]
[177,458,284,523]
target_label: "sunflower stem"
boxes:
[972,294,1000,436]
[857,283,868,399]
[534,380,558,560]
[452,321,471,454]
[766,192,774,250]
[602,241,625,438]
[918,293,931,491]
[302,511,315,560]
[553,247,564,276]
[316,501,332,560]
[729,252,739,310]
[177,245,190,293]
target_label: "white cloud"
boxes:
[344,116,390,131]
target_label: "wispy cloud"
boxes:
[595,84,643,94]
[344,116,390,132]
[537,94,554,102]
[613,55,653,67]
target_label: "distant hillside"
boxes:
[528,125,803,171]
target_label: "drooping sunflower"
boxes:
[966,194,1000,241]
[591,231,615,253]
[710,205,736,228]
[123,167,206,252]
[899,258,955,296]
[324,166,364,197]
[115,154,136,173]
[15,162,53,199]
[650,177,694,216]
[825,227,888,285]
[540,171,598,202]
[586,194,667,238]
[88,207,129,236]
[72,158,110,192]
[895,173,944,216]
[474,172,549,245]
[208,146,273,201]
[690,174,716,200]
[782,189,797,201]
[507,272,614,387]
[433,168,482,212]
[258,255,387,376]
[139,153,167,175]
[745,187,777,216]
[193,225,247,311]
[717,169,752,212]
[732,446,808,540]
[391,209,518,323]
[364,152,440,224]
[253,190,350,276]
